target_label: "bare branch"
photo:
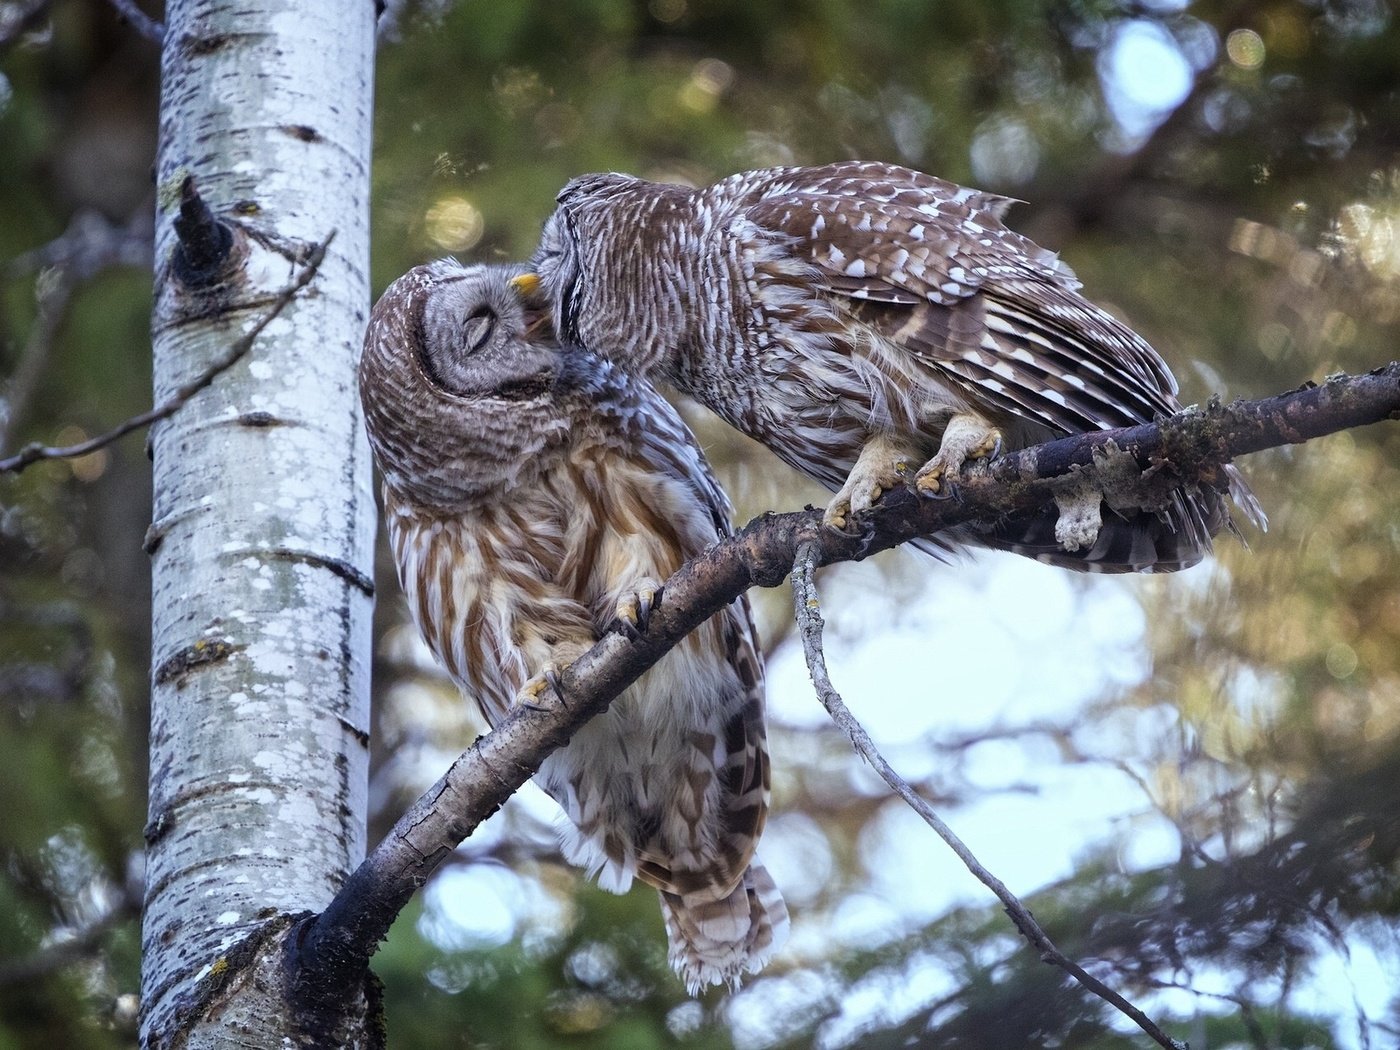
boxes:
[4,208,154,282]
[0,892,138,987]
[2,210,154,451]
[0,0,49,51]
[1143,978,1271,1050]
[0,233,334,476]
[104,0,164,43]
[791,538,1185,1049]
[295,362,1400,1005]
[0,269,73,454]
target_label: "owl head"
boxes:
[530,205,585,350]
[406,259,556,397]
[527,173,654,353]
[359,259,570,507]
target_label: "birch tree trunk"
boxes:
[142,1,377,1045]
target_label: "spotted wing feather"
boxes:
[536,162,1265,574]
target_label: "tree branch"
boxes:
[0,233,333,476]
[791,537,1184,1049]
[0,269,73,456]
[4,207,153,282]
[0,0,49,52]
[295,362,1400,1003]
[1,209,153,452]
[0,891,139,987]
[104,0,164,43]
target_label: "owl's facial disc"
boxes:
[418,278,560,401]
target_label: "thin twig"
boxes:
[0,270,73,453]
[104,0,164,42]
[5,208,154,281]
[789,538,1187,1050]
[0,233,334,476]
[0,893,138,986]
[0,0,50,51]
[1143,978,1269,1050]
[1,210,152,450]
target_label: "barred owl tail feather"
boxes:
[661,862,790,994]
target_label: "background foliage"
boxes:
[2,0,1398,1045]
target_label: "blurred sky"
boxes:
[415,551,1391,1047]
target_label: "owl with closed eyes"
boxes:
[358,259,788,991]
[524,161,1265,571]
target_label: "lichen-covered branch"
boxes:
[297,362,1400,1000]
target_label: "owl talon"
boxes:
[917,475,957,501]
[914,414,1002,496]
[821,499,854,533]
[517,670,566,710]
[615,577,663,636]
[826,436,917,528]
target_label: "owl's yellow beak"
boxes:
[509,272,541,297]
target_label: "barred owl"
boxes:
[525,161,1265,571]
[359,260,788,991]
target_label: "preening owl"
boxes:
[526,160,1266,571]
[359,260,788,991]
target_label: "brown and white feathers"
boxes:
[358,259,787,991]
[529,160,1265,572]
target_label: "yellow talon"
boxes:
[615,578,661,633]
[509,272,541,297]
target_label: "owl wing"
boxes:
[543,373,785,988]
[740,161,1183,435]
[624,382,771,897]
[629,398,785,988]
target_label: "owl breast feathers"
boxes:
[358,259,787,992]
[528,160,1265,572]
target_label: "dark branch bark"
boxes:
[172,176,236,286]
[295,362,1400,1002]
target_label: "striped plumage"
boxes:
[359,260,787,991]
[530,161,1265,571]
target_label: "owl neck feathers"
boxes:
[569,180,707,377]
[363,343,645,514]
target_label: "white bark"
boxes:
[142,1,376,1045]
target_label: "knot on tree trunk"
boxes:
[172,176,238,287]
